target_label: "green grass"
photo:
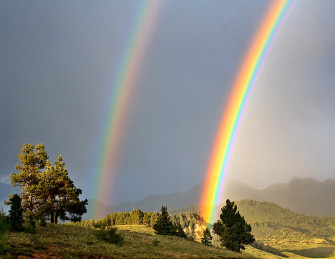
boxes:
[177,200,335,258]
[2,223,250,258]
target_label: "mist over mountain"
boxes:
[89,177,335,219]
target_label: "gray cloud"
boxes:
[0,175,10,185]
[1,1,335,205]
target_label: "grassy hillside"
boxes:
[174,200,335,258]
[1,224,248,258]
[235,200,335,250]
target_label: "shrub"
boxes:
[152,239,160,246]
[0,210,8,255]
[39,217,47,227]
[96,227,123,246]
[26,214,36,234]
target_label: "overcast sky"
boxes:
[1,0,335,205]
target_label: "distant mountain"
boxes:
[257,177,335,216]
[94,177,335,218]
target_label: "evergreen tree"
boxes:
[153,206,174,235]
[10,144,48,214]
[201,227,212,246]
[173,222,187,238]
[10,144,87,223]
[34,156,88,223]
[7,194,24,231]
[130,209,144,224]
[213,199,255,252]
[143,213,149,226]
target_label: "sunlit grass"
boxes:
[3,223,249,258]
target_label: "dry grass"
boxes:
[1,224,249,258]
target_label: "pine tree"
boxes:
[153,206,174,235]
[7,194,24,231]
[10,144,48,214]
[173,222,187,238]
[201,227,212,246]
[10,144,87,223]
[213,199,255,252]
[34,156,88,223]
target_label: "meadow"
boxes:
[2,199,335,258]
[1,224,247,258]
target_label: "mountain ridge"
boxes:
[89,177,335,219]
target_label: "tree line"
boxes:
[3,143,255,254]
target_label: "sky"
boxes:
[1,0,335,206]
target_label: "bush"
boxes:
[0,210,8,255]
[96,227,123,246]
[39,217,47,227]
[152,239,160,246]
[26,214,36,234]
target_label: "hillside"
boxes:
[90,177,335,219]
[177,199,335,258]
[2,224,248,258]
[235,200,335,250]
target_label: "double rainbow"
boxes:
[200,0,293,224]
[91,0,161,219]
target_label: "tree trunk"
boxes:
[51,211,54,224]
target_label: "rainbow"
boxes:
[200,0,293,224]
[91,0,161,219]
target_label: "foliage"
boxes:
[9,144,88,224]
[0,210,8,255]
[170,211,206,241]
[34,156,88,223]
[95,227,123,246]
[72,210,159,229]
[173,222,187,238]
[72,209,205,240]
[7,194,24,231]
[10,143,48,214]
[39,217,46,227]
[152,239,160,246]
[201,227,212,246]
[213,199,255,252]
[234,199,335,250]
[153,206,175,235]
[26,214,36,234]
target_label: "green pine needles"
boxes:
[213,199,255,252]
[153,206,175,235]
[9,143,88,224]
[8,194,24,231]
[201,227,212,246]
[153,206,187,238]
